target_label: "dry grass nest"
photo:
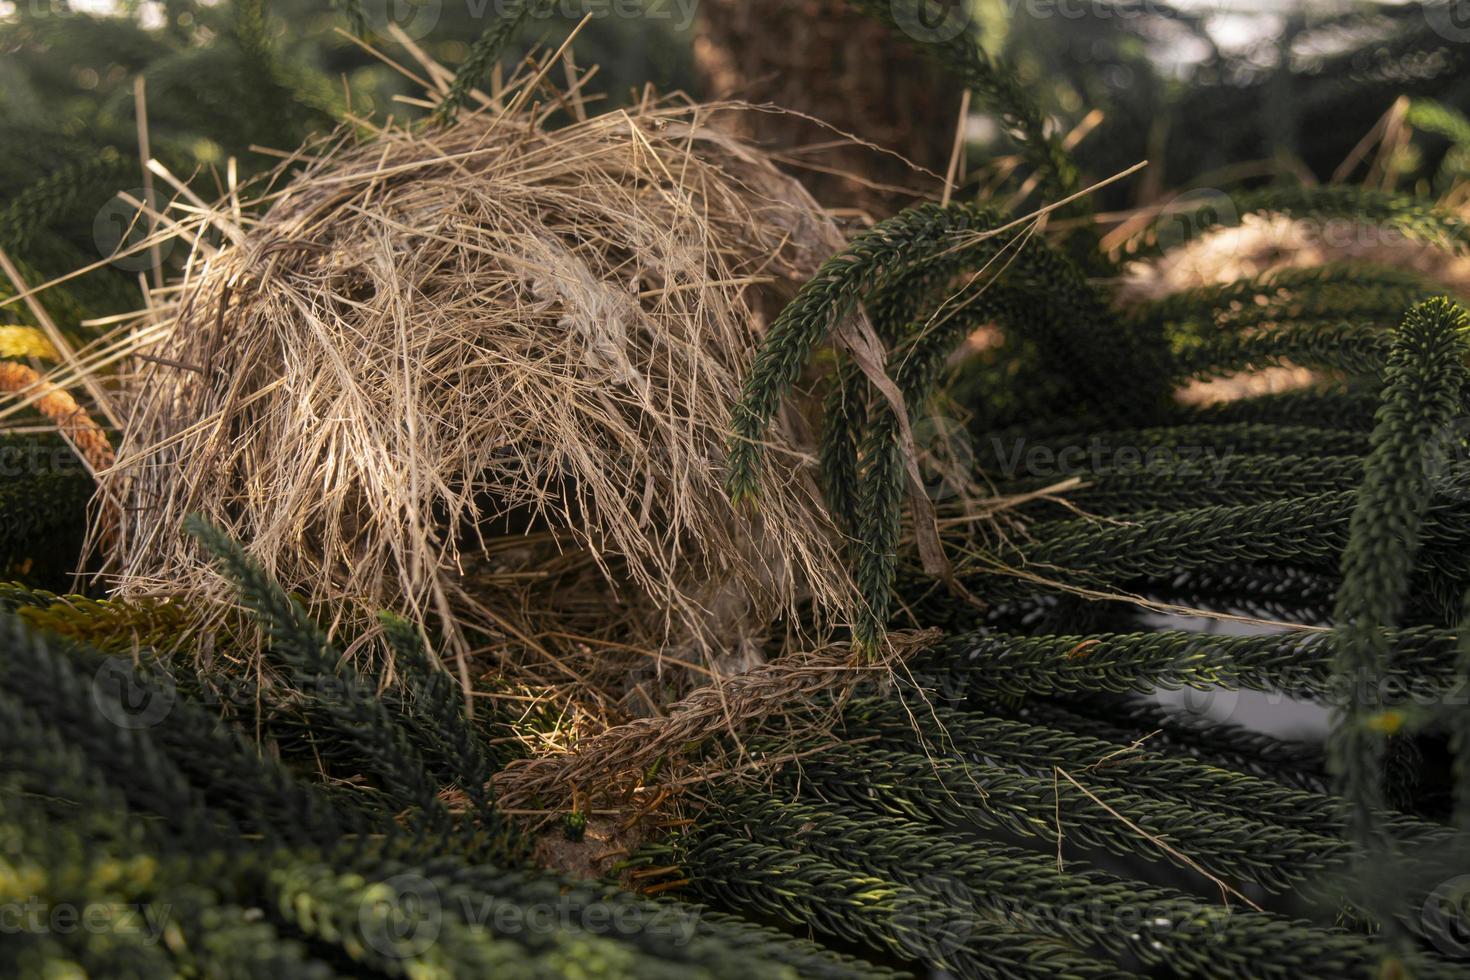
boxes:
[93,85,871,770]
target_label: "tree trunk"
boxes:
[694,0,962,215]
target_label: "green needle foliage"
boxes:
[1143,264,1438,337]
[0,520,903,979]
[184,515,460,840]
[689,296,1470,976]
[9,4,1470,977]
[434,0,555,125]
[723,9,1470,659]
[1407,99,1470,192]
[1120,186,1470,263]
[709,14,1470,956]
[702,791,1455,980]
[1327,297,1470,937]
[673,829,1134,980]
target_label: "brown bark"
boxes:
[694,0,963,215]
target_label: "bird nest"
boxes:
[95,90,863,730]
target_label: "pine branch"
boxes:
[929,626,1462,704]
[184,516,454,838]
[424,858,902,980]
[709,791,1463,979]
[791,741,1346,893]
[434,1,554,125]
[1328,297,1470,933]
[1027,452,1366,514]
[0,612,225,847]
[1126,187,1470,261]
[678,830,1134,980]
[727,203,1002,504]
[1145,264,1436,335]
[1175,386,1380,432]
[1013,697,1330,794]
[851,698,1449,845]
[1172,320,1394,381]
[0,467,93,570]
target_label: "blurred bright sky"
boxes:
[26,0,1438,50]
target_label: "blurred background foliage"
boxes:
[998,1,1470,208]
[3,0,1470,324]
[0,0,697,326]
